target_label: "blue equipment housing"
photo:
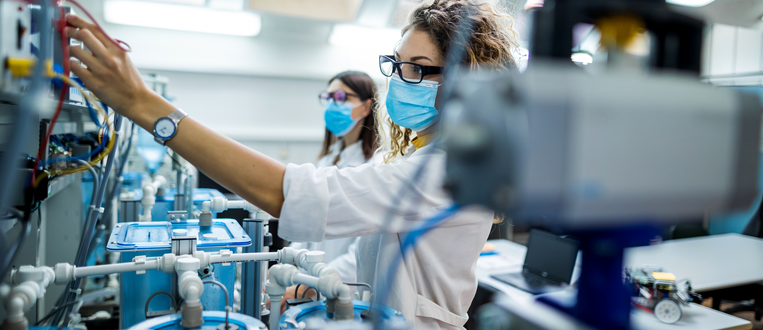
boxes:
[128,311,265,330]
[279,300,406,329]
[107,219,251,328]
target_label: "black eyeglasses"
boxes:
[379,55,443,84]
[319,90,360,106]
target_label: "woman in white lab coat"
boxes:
[288,71,380,298]
[64,0,519,328]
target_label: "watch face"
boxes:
[154,117,176,139]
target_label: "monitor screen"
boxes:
[523,229,579,284]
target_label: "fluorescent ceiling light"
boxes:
[571,52,593,65]
[209,0,244,11]
[329,24,401,52]
[104,0,261,36]
[153,0,205,5]
[666,0,715,7]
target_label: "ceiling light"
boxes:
[666,0,715,7]
[571,52,593,65]
[329,24,401,52]
[104,0,261,36]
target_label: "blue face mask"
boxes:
[324,101,361,137]
[386,75,440,131]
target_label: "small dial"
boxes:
[155,118,176,138]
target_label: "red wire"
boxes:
[30,0,129,185]
[65,0,131,52]
[31,4,70,186]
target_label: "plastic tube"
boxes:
[269,296,281,330]
[208,252,279,265]
[292,273,319,288]
[72,259,159,278]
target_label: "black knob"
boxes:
[264,232,273,247]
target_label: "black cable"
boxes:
[144,291,177,319]
[301,287,317,299]
[203,280,230,329]
[35,300,81,326]
[294,284,302,300]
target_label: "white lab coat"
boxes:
[279,143,494,330]
[290,140,367,283]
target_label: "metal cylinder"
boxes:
[242,218,264,320]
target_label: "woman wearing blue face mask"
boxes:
[286,71,379,307]
[316,71,379,169]
[66,0,518,328]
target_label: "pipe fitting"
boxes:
[278,247,299,265]
[140,176,165,222]
[333,298,354,321]
[180,302,203,328]
[159,253,177,273]
[54,263,75,284]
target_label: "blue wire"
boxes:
[86,102,107,129]
[40,128,109,167]
[374,204,461,324]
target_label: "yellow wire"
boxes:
[34,76,116,188]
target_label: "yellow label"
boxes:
[651,272,676,281]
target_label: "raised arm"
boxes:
[65,15,286,217]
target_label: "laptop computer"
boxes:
[491,229,579,295]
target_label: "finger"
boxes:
[69,60,94,83]
[69,46,105,74]
[66,27,110,60]
[67,14,117,51]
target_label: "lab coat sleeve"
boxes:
[279,148,460,242]
[326,237,358,283]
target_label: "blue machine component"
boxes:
[279,300,406,329]
[128,311,265,330]
[122,172,150,191]
[119,188,226,222]
[106,219,251,328]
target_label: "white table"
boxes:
[478,239,752,330]
[625,233,763,291]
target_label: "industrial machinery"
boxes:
[627,266,703,324]
[0,244,405,330]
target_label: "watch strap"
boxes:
[168,108,188,123]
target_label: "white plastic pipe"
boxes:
[139,176,165,221]
[269,295,281,330]
[292,273,320,288]
[208,252,279,265]
[201,197,255,213]
[68,258,160,280]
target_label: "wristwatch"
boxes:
[153,108,188,145]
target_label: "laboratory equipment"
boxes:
[106,219,251,328]
[1,245,287,330]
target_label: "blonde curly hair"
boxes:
[378,0,519,164]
